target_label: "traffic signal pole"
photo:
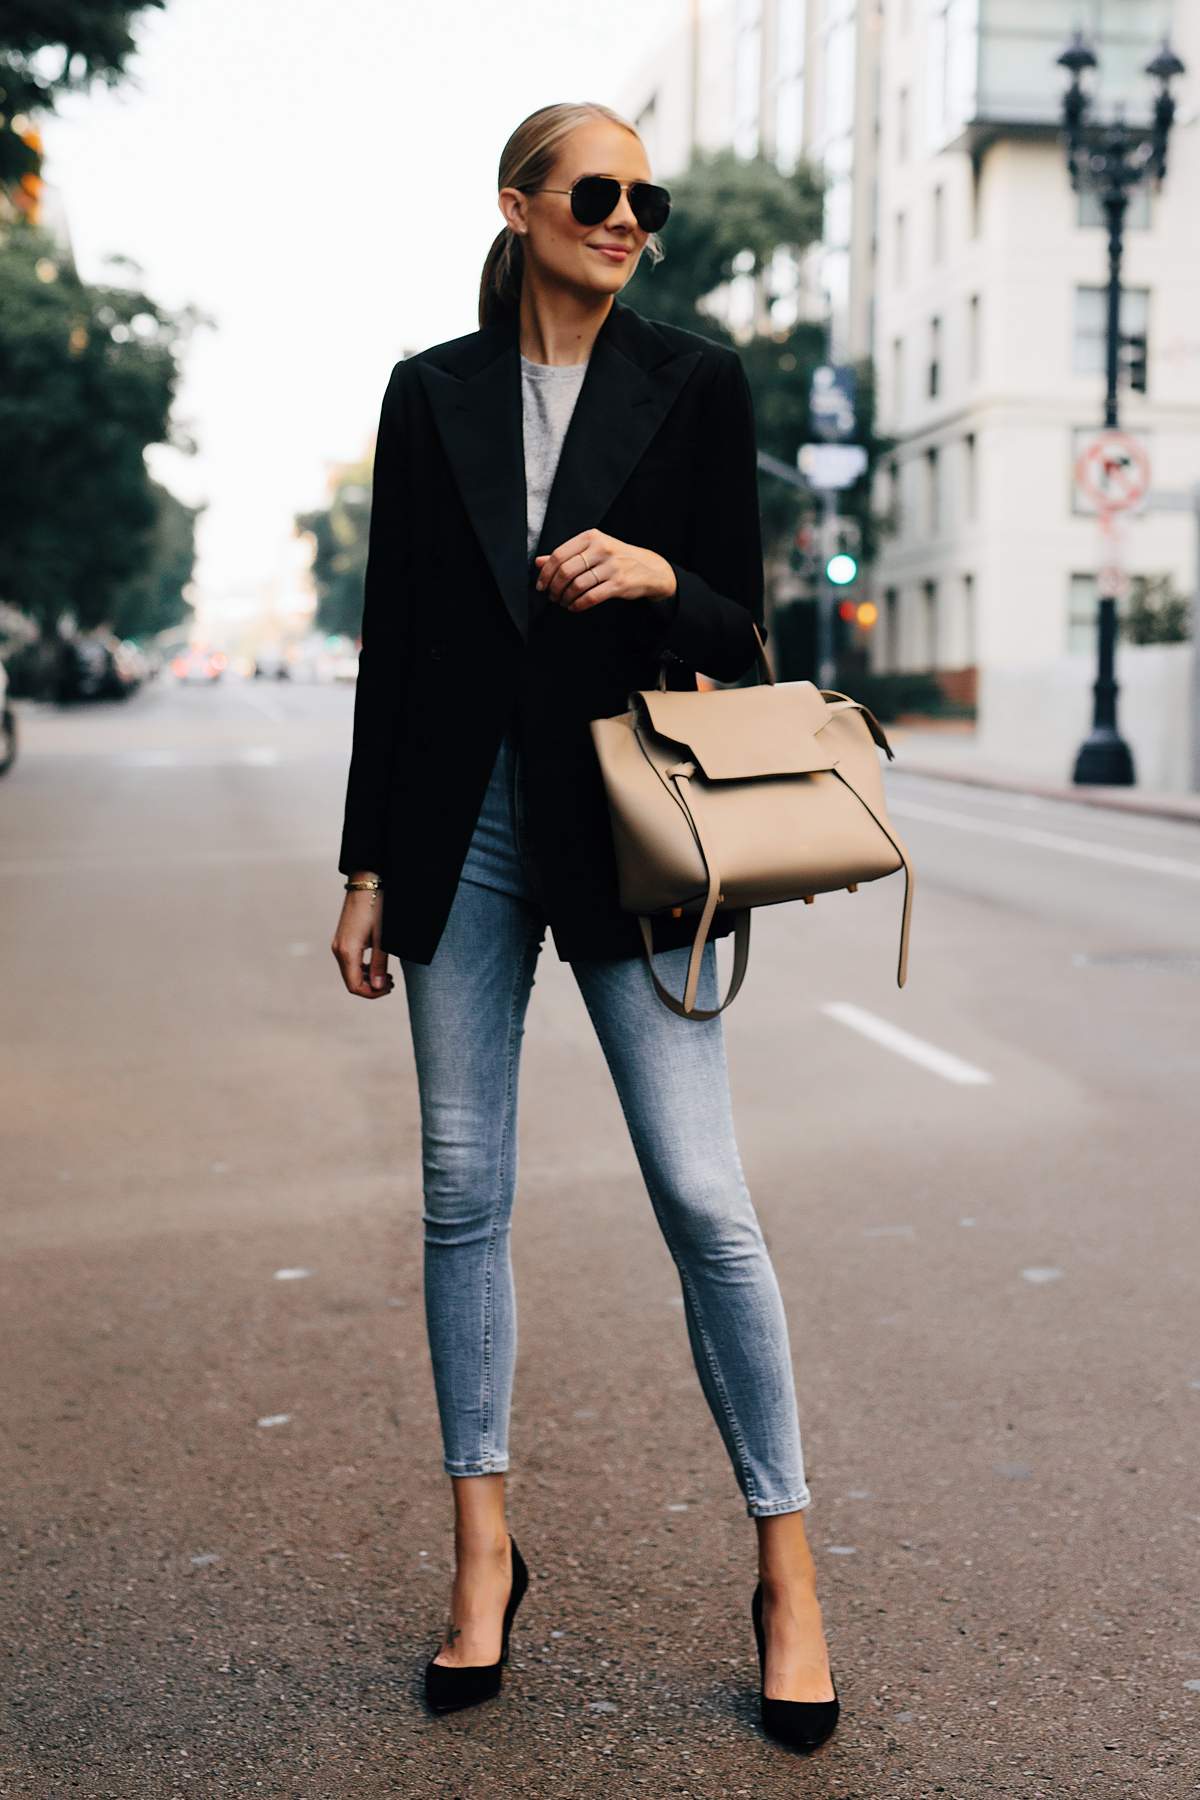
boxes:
[817,487,838,690]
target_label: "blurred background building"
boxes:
[624,1,1199,789]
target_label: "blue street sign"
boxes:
[810,365,858,442]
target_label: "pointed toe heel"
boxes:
[424,1539,528,1716]
[752,1582,840,1751]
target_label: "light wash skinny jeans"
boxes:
[401,735,810,1517]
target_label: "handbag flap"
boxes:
[637,680,839,779]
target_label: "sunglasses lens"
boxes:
[570,176,622,225]
[630,183,671,232]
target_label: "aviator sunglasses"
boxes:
[537,174,672,233]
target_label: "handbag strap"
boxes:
[828,768,914,987]
[636,760,751,1019]
[638,910,752,1021]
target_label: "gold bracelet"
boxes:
[344,879,383,892]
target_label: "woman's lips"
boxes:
[591,244,630,262]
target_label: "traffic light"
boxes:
[1120,332,1147,394]
[826,552,858,585]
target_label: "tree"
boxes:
[296,451,373,639]
[1123,574,1191,645]
[622,150,831,541]
[0,228,200,633]
[109,480,199,640]
[0,2,164,203]
[624,148,892,681]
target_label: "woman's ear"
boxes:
[498,188,529,235]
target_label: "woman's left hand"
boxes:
[535,530,677,614]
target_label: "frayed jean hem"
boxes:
[444,1457,510,1478]
[746,1487,812,1519]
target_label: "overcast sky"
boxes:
[41,0,684,604]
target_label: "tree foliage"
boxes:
[0,228,199,634]
[0,1,164,192]
[1123,573,1191,645]
[108,480,199,640]
[297,451,373,639]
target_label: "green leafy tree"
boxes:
[0,228,200,633]
[625,149,892,680]
[623,149,833,541]
[109,480,199,640]
[0,2,164,197]
[1123,574,1191,645]
[297,452,373,639]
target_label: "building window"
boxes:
[963,573,976,665]
[923,580,939,669]
[895,211,906,286]
[1073,286,1149,392]
[892,338,904,419]
[898,87,909,160]
[932,184,944,262]
[1079,186,1150,230]
[964,433,977,519]
[926,447,940,535]
[929,317,941,398]
[1069,574,1099,655]
[968,294,981,379]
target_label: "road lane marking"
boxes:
[1021,1267,1064,1283]
[822,1002,993,1085]
[888,798,1200,881]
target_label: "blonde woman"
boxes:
[332,102,837,1750]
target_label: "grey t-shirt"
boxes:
[521,355,589,559]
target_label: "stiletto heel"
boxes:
[424,1538,528,1715]
[752,1583,840,1750]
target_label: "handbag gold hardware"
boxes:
[589,632,913,1019]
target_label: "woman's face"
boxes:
[500,119,652,300]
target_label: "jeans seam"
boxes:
[667,1235,762,1508]
[475,909,540,1468]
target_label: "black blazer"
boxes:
[339,301,764,965]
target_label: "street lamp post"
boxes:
[1058,32,1185,787]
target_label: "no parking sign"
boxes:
[1074,429,1151,514]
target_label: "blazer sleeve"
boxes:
[636,349,764,683]
[338,364,411,875]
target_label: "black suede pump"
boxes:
[424,1539,528,1715]
[751,1583,840,1751]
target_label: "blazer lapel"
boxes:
[416,326,529,641]
[532,307,701,618]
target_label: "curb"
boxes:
[891,758,1200,828]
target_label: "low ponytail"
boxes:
[478,228,525,329]
[478,101,641,329]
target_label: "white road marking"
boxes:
[1021,1267,1064,1284]
[823,1002,993,1085]
[888,798,1200,881]
[256,1414,291,1428]
[274,1268,311,1281]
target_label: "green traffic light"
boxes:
[826,553,858,585]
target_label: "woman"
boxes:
[331,101,837,1750]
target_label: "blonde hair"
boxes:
[479,102,649,328]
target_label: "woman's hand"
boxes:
[331,876,394,998]
[535,530,677,614]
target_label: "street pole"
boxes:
[1058,32,1185,788]
[818,487,837,690]
[1193,484,1200,791]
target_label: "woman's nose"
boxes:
[605,190,639,230]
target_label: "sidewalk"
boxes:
[885,722,1200,825]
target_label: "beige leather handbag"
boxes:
[589,640,913,1019]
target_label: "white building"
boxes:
[626,2,1200,789]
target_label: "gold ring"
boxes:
[580,551,590,572]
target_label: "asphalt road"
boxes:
[2,676,1199,1800]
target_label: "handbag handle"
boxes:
[658,621,775,694]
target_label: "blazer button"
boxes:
[429,643,447,661]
